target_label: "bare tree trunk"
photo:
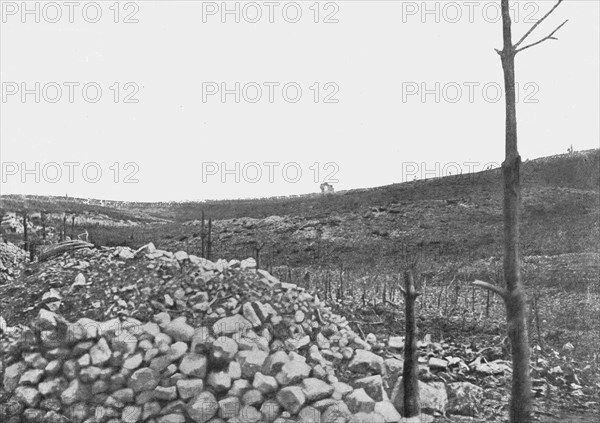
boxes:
[402,269,421,417]
[201,211,206,258]
[41,211,46,241]
[499,3,532,421]
[22,211,28,252]
[473,2,567,421]
[62,215,67,241]
[339,266,344,304]
[207,217,212,261]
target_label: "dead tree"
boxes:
[200,211,206,258]
[473,2,567,422]
[22,211,28,253]
[254,241,265,269]
[401,269,421,418]
[41,211,46,241]
[61,214,67,241]
[338,264,344,304]
[207,217,212,261]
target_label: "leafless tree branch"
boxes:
[516,20,569,54]
[515,0,565,49]
[473,279,508,300]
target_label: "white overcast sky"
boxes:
[1,0,598,202]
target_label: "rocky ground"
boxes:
[1,243,598,422]
[0,241,27,285]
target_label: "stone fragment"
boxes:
[276,360,312,386]
[164,318,195,342]
[179,354,208,378]
[128,368,160,393]
[301,378,334,402]
[348,350,384,374]
[186,391,218,423]
[253,372,278,394]
[176,379,204,399]
[14,386,41,407]
[238,350,269,378]
[89,338,112,365]
[3,362,27,392]
[277,386,306,414]
[345,388,376,414]
[391,378,447,415]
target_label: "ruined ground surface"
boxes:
[0,150,598,421]
[1,244,598,422]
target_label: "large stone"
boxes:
[89,338,112,365]
[242,302,262,327]
[253,372,278,394]
[428,357,448,370]
[121,405,142,422]
[277,386,306,414]
[242,389,264,406]
[187,391,218,423]
[112,388,135,402]
[128,368,160,393]
[276,360,312,386]
[14,386,41,407]
[164,318,195,342]
[353,375,385,401]
[123,353,143,370]
[179,354,208,378]
[262,351,289,376]
[3,361,27,392]
[60,379,90,405]
[301,378,334,402]
[167,342,189,361]
[19,369,45,385]
[374,401,402,422]
[176,379,204,399]
[211,337,238,364]
[446,382,484,417]
[237,350,269,378]
[348,350,385,374]
[387,337,404,350]
[333,381,354,398]
[38,377,67,396]
[207,370,232,392]
[391,378,447,415]
[345,388,376,414]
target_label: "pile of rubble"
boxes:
[0,243,509,423]
[0,241,26,284]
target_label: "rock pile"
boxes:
[0,254,410,423]
[1,243,489,423]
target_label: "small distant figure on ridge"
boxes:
[320,182,335,194]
